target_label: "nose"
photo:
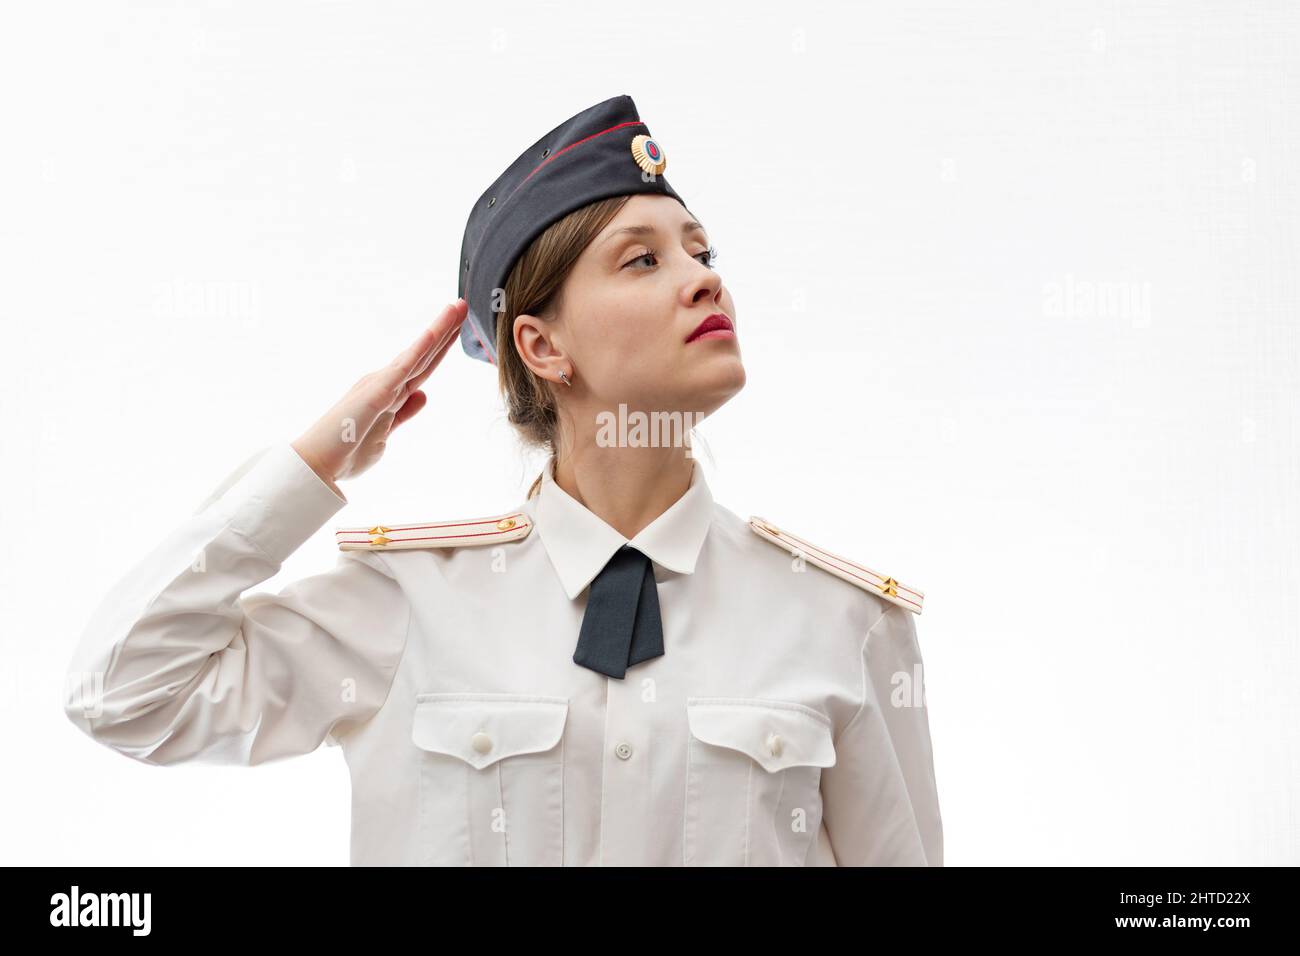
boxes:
[687,262,723,307]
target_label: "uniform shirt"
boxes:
[63,442,943,866]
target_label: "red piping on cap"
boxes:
[465,119,649,364]
[521,120,644,186]
[467,312,496,366]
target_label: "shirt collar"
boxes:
[524,456,715,600]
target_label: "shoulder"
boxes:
[738,511,924,615]
[334,509,533,552]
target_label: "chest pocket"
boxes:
[684,697,836,866]
[411,693,568,866]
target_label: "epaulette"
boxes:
[335,510,533,551]
[748,516,924,614]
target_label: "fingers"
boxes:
[399,314,464,400]
[391,390,427,429]
[402,300,468,380]
[390,324,440,377]
[351,300,466,437]
[379,304,458,399]
[409,301,467,383]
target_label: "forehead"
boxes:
[599,193,698,236]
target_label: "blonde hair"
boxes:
[494,195,633,499]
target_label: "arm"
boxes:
[820,605,944,865]
[62,442,410,767]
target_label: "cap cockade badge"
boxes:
[630,134,667,176]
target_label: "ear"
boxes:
[513,312,568,379]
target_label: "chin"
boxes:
[688,361,747,417]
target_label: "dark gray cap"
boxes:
[456,94,687,365]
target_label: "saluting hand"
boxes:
[291,299,468,492]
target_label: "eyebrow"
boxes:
[601,220,708,247]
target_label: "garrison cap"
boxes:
[456,94,688,365]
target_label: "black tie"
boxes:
[572,545,664,679]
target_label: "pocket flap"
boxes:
[412,693,569,770]
[686,698,836,772]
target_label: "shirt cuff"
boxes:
[210,442,349,564]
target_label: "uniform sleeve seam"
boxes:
[374,593,412,719]
[228,521,278,566]
[328,550,410,744]
[834,605,894,748]
[367,551,410,722]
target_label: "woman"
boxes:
[63,95,942,866]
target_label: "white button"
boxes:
[767,733,783,757]
[615,742,633,760]
[471,732,493,754]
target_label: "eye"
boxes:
[621,245,720,270]
[622,248,659,270]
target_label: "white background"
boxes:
[3,0,1296,865]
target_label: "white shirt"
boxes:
[63,442,943,866]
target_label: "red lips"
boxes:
[685,313,734,343]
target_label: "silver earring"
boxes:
[559,369,572,387]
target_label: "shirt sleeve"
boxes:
[820,604,944,865]
[62,442,411,767]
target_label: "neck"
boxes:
[552,443,695,541]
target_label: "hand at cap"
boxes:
[292,299,468,486]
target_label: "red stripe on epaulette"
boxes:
[335,513,528,536]
[766,524,924,603]
[335,522,531,545]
